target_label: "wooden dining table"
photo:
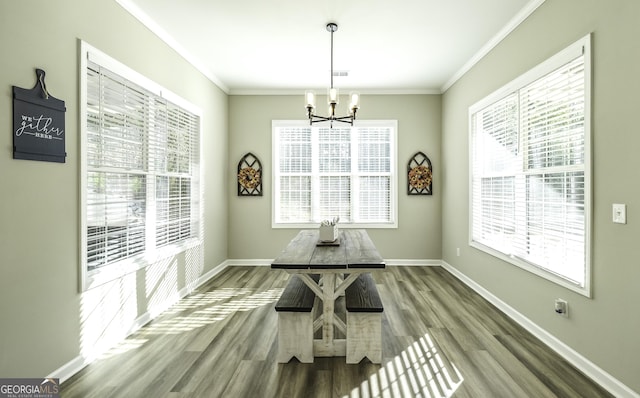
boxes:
[271,229,385,357]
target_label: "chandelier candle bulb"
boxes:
[328,87,339,104]
[305,90,316,109]
[350,92,360,111]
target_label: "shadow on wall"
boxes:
[77,245,205,364]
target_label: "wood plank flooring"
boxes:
[61,266,613,397]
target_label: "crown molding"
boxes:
[115,0,230,94]
[441,0,547,93]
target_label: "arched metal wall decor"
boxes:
[237,152,262,196]
[407,151,433,195]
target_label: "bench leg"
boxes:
[346,312,382,364]
[277,312,314,363]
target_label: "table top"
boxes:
[271,229,385,270]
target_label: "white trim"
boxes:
[226,259,275,267]
[384,259,441,267]
[49,260,230,383]
[441,261,639,398]
[79,39,89,292]
[582,33,593,298]
[229,88,441,96]
[194,260,231,286]
[47,355,87,386]
[441,0,547,92]
[226,259,441,267]
[114,0,229,93]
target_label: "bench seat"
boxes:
[345,273,383,364]
[275,275,316,312]
[275,275,319,363]
[345,273,384,313]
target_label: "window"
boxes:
[469,35,591,296]
[272,120,397,228]
[80,42,201,290]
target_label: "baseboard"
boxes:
[49,260,231,384]
[226,259,442,267]
[194,260,232,287]
[384,259,441,267]
[441,260,639,398]
[226,259,274,267]
[47,356,88,385]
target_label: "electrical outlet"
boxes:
[554,299,568,318]
[456,247,460,256]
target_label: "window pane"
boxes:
[474,176,515,254]
[279,176,312,222]
[279,128,312,173]
[86,171,146,270]
[473,94,519,175]
[92,66,148,171]
[358,127,391,173]
[522,57,585,170]
[319,128,350,173]
[319,176,351,221]
[524,172,585,284]
[358,176,391,222]
[156,176,193,248]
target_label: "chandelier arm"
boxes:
[308,114,354,126]
[333,115,355,121]
[310,119,353,126]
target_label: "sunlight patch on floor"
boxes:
[137,287,284,335]
[347,333,463,398]
[97,338,149,360]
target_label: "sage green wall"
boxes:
[442,0,640,392]
[228,94,442,261]
[0,0,228,378]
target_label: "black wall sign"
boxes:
[13,69,67,163]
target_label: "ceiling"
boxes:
[119,0,541,94]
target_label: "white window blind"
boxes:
[470,35,591,295]
[152,103,200,248]
[273,121,396,228]
[83,47,201,276]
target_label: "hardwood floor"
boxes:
[61,266,613,397]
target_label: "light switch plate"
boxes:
[613,203,627,224]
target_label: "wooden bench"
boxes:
[345,273,383,364]
[275,274,318,363]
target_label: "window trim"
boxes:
[79,40,203,291]
[271,119,398,229]
[468,34,592,297]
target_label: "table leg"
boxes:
[294,271,366,358]
[322,273,336,347]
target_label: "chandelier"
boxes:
[305,23,360,127]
